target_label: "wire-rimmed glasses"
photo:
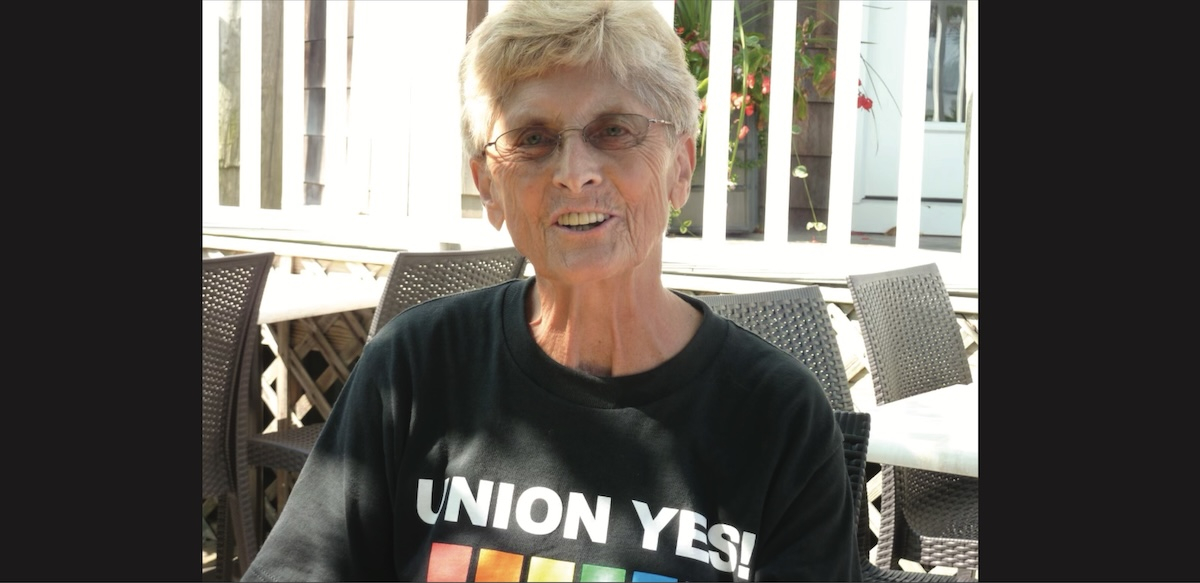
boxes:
[485,113,674,162]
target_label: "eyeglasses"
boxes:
[485,113,674,162]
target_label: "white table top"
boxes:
[258,272,385,325]
[860,382,978,478]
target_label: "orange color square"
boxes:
[476,548,524,582]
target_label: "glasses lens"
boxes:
[583,114,650,150]
[496,126,559,159]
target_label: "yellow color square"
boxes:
[528,556,576,582]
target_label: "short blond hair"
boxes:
[460,0,700,158]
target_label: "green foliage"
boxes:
[668,206,693,236]
[674,0,838,191]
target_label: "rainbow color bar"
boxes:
[425,542,676,582]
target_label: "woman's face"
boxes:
[471,65,694,285]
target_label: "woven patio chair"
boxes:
[367,246,528,340]
[698,288,952,580]
[836,410,958,583]
[847,263,978,577]
[699,286,855,411]
[202,252,274,581]
[242,246,527,555]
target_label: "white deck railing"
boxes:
[202,0,978,293]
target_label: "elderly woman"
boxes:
[242,1,859,581]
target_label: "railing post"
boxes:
[826,0,863,248]
[240,0,262,209]
[351,1,409,221]
[701,0,734,243]
[652,1,674,27]
[762,0,797,245]
[403,0,469,229]
[204,1,219,208]
[281,0,304,210]
[344,2,373,217]
[324,1,350,212]
[894,0,931,250]
[960,0,978,263]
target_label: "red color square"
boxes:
[427,542,473,582]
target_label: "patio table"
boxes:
[250,272,385,508]
[859,382,978,477]
[256,272,384,419]
[258,272,384,326]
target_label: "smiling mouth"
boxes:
[557,212,609,231]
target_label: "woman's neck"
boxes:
[526,275,702,377]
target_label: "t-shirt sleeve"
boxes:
[756,447,862,581]
[752,384,862,582]
[240,337,408,582]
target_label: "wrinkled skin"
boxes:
[470,65,700,377]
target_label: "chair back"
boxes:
[202,251,274,580]
[368,247,527,340]
[700,286,855,412]
[202,252,274,497]
[846,263,972,406]
[847,263,978,577]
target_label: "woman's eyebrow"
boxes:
[510,117,552,127]
[504,106,631,128]
[501,108,556,128]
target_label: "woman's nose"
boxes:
[551,132,601,193]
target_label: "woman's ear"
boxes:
[668,136,696,211]
[470,155,506,231]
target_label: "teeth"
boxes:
[558,212,606,226]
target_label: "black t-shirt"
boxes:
[242,277,860,582]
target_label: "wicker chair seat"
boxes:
[836,410,957,582]
[247,423,324,475]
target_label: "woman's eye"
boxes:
[519,130,552,146]
[589,125,630,145]
[600,125,627,136]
